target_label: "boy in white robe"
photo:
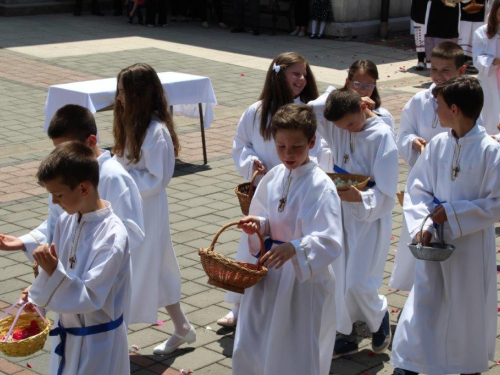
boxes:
[390,42,466,291]
[309,88,398,358]
[0,105,144,281]
[473,0,500,135]
[28,141,131,375]
[391,76,500,375]
[232,103,343,375]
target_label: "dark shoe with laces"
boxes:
[372,310,391,354]
[332,337,358,359]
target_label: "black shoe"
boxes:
[332,337,358,359]
[310,33,316,39]
[372,310,391,354]
[317,33,322,39]
[91,10,105,16]
[252,30,260,36]
[393,368,419,375]
[74,10,81,16]
[231,27,245,33]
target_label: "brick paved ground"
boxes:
[0,13,499,375]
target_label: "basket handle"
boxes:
[208,221,266,262]
[1,301,48,342]
[248,170,259,197]
[417,213,434,245]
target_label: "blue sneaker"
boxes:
[332,337,358,359]
[372,310,391,353]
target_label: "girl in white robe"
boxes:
[391,77,500,374]
[220,52,332,327]
[473,0,500,134]
[232,103,343,375]
[113,63,195,353]
[344,59,395,131]
[309,88,398,355]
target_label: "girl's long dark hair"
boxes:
[487,0,500,38]
[258,52,319,140]
[113,63,180,163]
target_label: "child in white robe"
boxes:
[28,141,131,375]
[391,76,500,375]
[309,88,398,358]
[113,63,195,353]
[219,52,331,328]
[390,42,466,291]
[473,0,500,134]
[344,59,395,130]
[232,103,343,375]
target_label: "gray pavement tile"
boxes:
[161,347,226,371]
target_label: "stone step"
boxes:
[0,0,112,16]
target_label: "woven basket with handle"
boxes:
[235,170,259,216]
[199,221,268,294]
[327,173,371,192]
[0,302,50,357]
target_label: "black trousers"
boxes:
[75,0,101,13]
[233,0,260,30]
[196,0,224,22]
[146,0,168,25]
[171,0,187,16]
[293,0,308,27]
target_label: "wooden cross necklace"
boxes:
[343,133,356,164]
[278,170,293,212]
[69,222,86,269]
[450,143,462,181]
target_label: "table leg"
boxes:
[199,103,208,165]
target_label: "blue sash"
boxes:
[432,196,446,229]
[333,165,376,188]
[50,314,124,375]
[252,238,285,259]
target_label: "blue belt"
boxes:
[252,238,285,259]
[50,314,124,375]
[333,165,376,188]
[432,196,446,229]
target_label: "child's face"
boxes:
[274,129,315,170]
[45,177,88,215]
[430,57,464,85]
[333,109,366,133]
[346,69,376,98]
[435,94,455,128]
[116,77,126,109]
[285,63,307,98]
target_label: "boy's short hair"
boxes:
[324,88,362,122]
[48,105,97,142]
[432,76,483,121]
[37,141,99,189]
[270,103,317,142]
[432,42,465,69]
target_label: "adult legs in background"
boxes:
[145,0,157,25]
[231,0,245,31]
[413,22,426,69]
[249,0,260,33]
[158,0,168,25]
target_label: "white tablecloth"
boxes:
[44,72,217,131]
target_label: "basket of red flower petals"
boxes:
[235,171,259,215]
[0,302,51,357]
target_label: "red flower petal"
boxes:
[367,351,375,357]
[27,363,32,368]
[240,73,245,77]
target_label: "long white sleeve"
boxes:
[232,105,262,181]
[473,27,496,77]
[397,98,421,167]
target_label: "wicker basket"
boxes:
[396,191,404,206]
[327,173,371,192]
[199,221,268,294]
[235,171,259,216]
[463,0,484,14]
[0,302,50,357]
